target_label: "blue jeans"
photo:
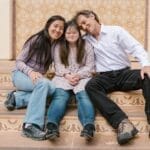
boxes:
[12,71,55,129]
[47,88,95,127]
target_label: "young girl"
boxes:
[4,15,65,140]
[45,20,95,140]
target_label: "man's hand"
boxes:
[141,66,150,79]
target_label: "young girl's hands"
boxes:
[64,73,80,86]
[72,73,80,81]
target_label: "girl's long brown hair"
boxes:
[59,20,85,67]
[24,15,65,71]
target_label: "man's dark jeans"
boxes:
[86,67,150,128]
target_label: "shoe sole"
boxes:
[21,131,46,141]
[46,132,59,140]
[118,128,139,145]
[4,102,15,111]
[80,132,93,140]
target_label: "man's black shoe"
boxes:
[46,122,59,140]
[80,124,95,140]
[22,124,46,140]
[4,90,16,111]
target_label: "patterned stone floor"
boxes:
[0,61,149,150]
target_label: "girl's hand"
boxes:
[64,73,79,86]
[72,73,80,82]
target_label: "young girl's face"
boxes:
[65,26,79,44]
[48,20,64,40]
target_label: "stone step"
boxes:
[0,89,145,111]
[0,73,14,90]
[0,114,149,150]
[0,106,148,132]
[0,60,141,90]
[0,104,145,118]
[0,60,145,109]
[0,100,149,148]
[0,107,150,150]
[0,102,149,149]
[0,89,145,117]
[0,61,15,73]
[0,89,145,106]
[0,131,149,150]
[0,61,149,149]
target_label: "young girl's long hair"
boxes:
[24,15,65,71]
[60,20,85,67]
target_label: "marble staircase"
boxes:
[0,60,150,150]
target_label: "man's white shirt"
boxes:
[84,25,150,72]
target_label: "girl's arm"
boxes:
[15,36,37,75]
[16,36,43,83]
[76,42,95,79]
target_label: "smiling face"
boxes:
[65,26,79,44]
[48,20,64,40]
[76,14,98,35]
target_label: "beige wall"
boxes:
[0,0,13,59]
[147,0,150,58]
[14,0,147,56]
[0,0,150,59]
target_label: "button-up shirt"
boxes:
[84,25,150,72]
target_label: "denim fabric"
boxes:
[75,90,95,126]
[12,70,56,129]
[47,88,71,126]
[47,88,95,127]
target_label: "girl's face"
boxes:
[48,20,64,40]
[65,26,79,44]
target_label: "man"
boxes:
[73,10,150,145]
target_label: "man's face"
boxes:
[76,14,96,35]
